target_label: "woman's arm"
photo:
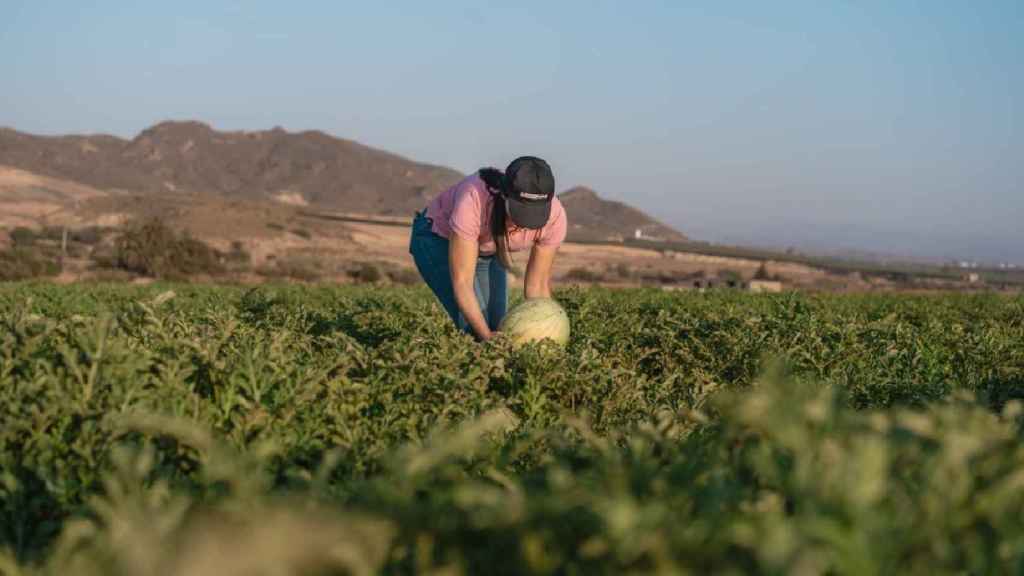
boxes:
[449,233,493,340]
[524,244,557,299]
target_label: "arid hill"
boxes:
[0,122,688,242]
[0,121,463,216]
[558,186,687,243]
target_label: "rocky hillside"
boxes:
[558,186,687,243]
[0,122,688,242]
[0,121,463,216]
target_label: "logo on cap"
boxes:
[519,192,549,201]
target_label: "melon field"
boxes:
[2,282,1024,575]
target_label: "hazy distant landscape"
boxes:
[2,120,1019,292]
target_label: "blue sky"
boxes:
[2,1,1021,262]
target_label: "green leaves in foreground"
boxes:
[5,378,1024,575]
[1,283,1023,574]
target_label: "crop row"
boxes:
[1,283,1023,574]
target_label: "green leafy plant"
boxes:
[0,284,1022,574]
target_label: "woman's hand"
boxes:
[449,233,493,340]
[524,244,557,299]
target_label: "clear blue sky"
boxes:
[2,1,1021,262]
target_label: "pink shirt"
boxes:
[426,173,567,255]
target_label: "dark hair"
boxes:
[479,167,516,272]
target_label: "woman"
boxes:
[409,156,567,341]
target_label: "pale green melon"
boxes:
[499,298,570,347]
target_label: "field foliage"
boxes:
[1,283,1023,575]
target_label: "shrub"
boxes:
[634,268,698,286]
[387,267,421,285]
[71,226,108,245]
[113,219,176,275]
[566,267,604,283]
[752,262,783,282]
[39,226,66,242]
[0,247,60,280]
[614,262,632,279]
[256,257,321,282]
[640,271,676,285]
[172,237,223,277]
[9,227,36,247]
[64,243,89,259]
[349,262,383,284]
[112,219,223,279]
[717,268,743,286]
[225,241,252,266]
[83,268,136,283]
[884,271,912,284]
[90,243,117,269]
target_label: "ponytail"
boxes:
[478,167,517,273]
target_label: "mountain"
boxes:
[558,186,687,243]
[0,121,688,242]
[0,121,463,216]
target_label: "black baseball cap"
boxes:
[504,156,555,230]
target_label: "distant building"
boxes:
[634,227,665,242]
[966,273,981,284]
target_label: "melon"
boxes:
[499,298,571,347]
